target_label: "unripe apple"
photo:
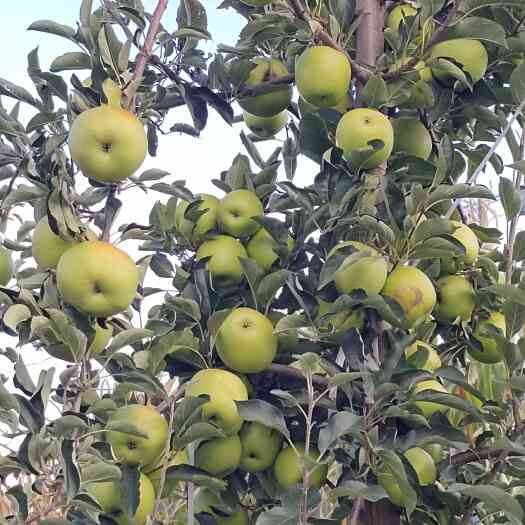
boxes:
[336,109,394,169]
[243,110,288,138]
[32,217,96,269]
[239,421,283,472]
[86,472,154,525]
[56,241,139,317]
[195,434,242,477]
[246,228,294,271]
[196,235,248,286]
[430,39,488,88]
[295,46,352,107]
[334,252,388,296]
[382,266,436,328]
[106,404,168,467]
[0,246,13,285]
[216,307,277,373]
[434,275,475,323]
[413,379,448,418]
[392,117,432,160]
[69,103,147,184]
[273,444,327,489]
[469,311,506,364]
[218,189,264,238]
[238,58,292,117]
[405,340,441,372]
[185,368,248,435]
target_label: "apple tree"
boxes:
[2,0,525,524]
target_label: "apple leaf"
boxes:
[236,399,290,440]
[120,465,140,518]
[438,17,507,47]
[62,440,80,500]
[318,411,362,455]
[107,328,153,352]
[173,422,225,449]
[163,464,227,493]
[362,75,388,108]
[105,420,149,439]
[499,177,522,221]
[331,480,388,501]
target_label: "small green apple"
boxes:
[246,228,294,271]
[216,307,277,373]
[86,472,155,525]
[239,421,283,472]
[273,444,327,489]
[334,252,388,296]
[185,368,248,435]
[392,117,432,160]
[57,241,139,317]
[0,246,13,285]
[413,379,448,418]
[434,275,475,323]
[336,108,394,169]
[405,340,441,372]
[238,58,292,117]
[295,46,352,107]
[106,404,168,467]
[243,110,288,138]
[218,189,264,238]
[195,235,248,286]
[195,434,242,477]
[469,311,506,364]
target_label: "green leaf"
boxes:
[257,270,290,308]
[331,480,387,502]
[413,391,482,421]
[412,218,456,243]
[255,506,298,525]
[0,383,19,412]
[448,483,523,522]
[165,296,201,322]
[173,421,225,449]
[120,465,140,518]
[510,62,525,104]
[236,399,290,440]
[2,304,31,333]
[163,464,227,493]
[105,420,149,439]
[27,20,76,41]
[81,462,121,484]
[51,415,89,438]
[499,178,522,221]
[61,440,80,499]
[483,284,525,306]
[318,411,362,455]
[426,184,495,209]
[50,52,92,72]
[299,112,331,164]
[0,78,40,108]
[362,75,388,108]
[107,328,153,352]
[439,17,507,47]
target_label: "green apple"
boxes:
[434,275,475,323]
[239,421,283,472]
[334,252,388,296]
[32,217,96,269]
[69,102,147,184]
[246,228,294,271]
[267,311,298,353]
[244,110,288,138]
[404,447,437,485]
[175,194,220,244]
[86,472,154,525]
[45,320,113,362]
[195,434,242,477]
[185,368,248,435]
[451,221,479,265]
[392,117,432,160]
[295,46,352,107]
[274,444,327,489]
[469,311,506,364]
[218,189,264,238]
[413,379,448,418]
[298,93,353,116]
[430,39,488,88]
[147,449,188,496]
[336,108,394,169]
[0,246,13,285]
[57,241,139,317]
[216,307,277,373]
[238,58,292,117]
[387,4,417,32]
[106,404,168,467]
[195,235,248,286]
[405,340,441,372]
[382,266,436,328]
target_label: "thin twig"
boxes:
[350,497,364,525]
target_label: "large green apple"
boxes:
[195,235,248,286]
[334,251,388,296]
[185,368,248,435]
[405,340,441,372]
[382,266,436,328]
[244,110,288,139]
[273,444,328,489]
[434,275,475,323]
[195,434,242,477]
[451,221,479,265]
[45,320,113,362]
[430,39,488,88]
[0,246,13,285]
[86,472,154,525]
[146,449,188,496]
[469,311,506,364]
[295,46,352,107]
[246,228,294,271]
[69,101,147,184]
[216,307,277,373]
[57,241,139,317]
[106,404,168,467]
[218,189,264,238]
[32,216,96,269]
[238,58,292,117]
[175,194,220,244]
[413,379,448,418]
[239,421,283,472]
[336,109,394,169]
[392,117,432,160]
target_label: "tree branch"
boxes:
[438,447,523,470]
